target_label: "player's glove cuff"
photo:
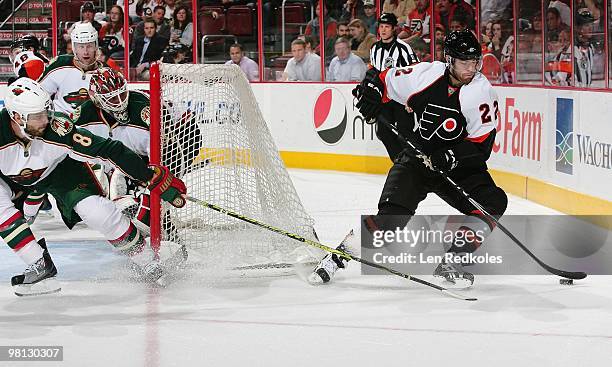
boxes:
[147,164,187,208]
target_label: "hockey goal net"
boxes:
[149,63,320,271]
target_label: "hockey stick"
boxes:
[186,196,477,301]
[376,116,587,280]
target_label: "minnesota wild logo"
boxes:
[10,167,46,185]
[63,88,90,109]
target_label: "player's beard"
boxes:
[25,124,46,137]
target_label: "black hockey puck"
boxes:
[560,278,573,285]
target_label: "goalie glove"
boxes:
[353,68,384,122]
[147,164,187,208]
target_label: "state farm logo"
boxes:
[313,88,347,145]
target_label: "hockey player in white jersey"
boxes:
[39,22,105,115]
[310,30,508,288]
[0,78,187,296]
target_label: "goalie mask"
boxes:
[4,78,54,138]
[89,67,129,114]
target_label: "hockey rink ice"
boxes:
[0,169,610,367]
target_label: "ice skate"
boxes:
[11,239,61,296]
[433,258,474,289]
[307,230,354,285]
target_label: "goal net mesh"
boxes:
[154,63,321,270]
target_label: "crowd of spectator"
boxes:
[40,0,608,87]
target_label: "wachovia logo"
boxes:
[313,88,347,145]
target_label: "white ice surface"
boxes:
[0,169,610,367]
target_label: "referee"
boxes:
[369,13,419,161]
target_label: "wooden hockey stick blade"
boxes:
[186,196,477,301]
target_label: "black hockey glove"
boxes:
[353,68,384,122]
[429,148,458,172]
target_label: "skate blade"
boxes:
[433,275,473,290]
[14,278,61,297]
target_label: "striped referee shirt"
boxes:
[574,43,593,88]
[369,37,419,71]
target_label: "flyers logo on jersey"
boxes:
[418,103,464,141]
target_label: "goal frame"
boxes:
[149,62,162,254]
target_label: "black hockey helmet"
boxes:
[444,29,481,60]
[20,34,41,51]
[11,34,40,52]
[378,13,398,27]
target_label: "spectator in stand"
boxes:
[283,39,322,81]
[361,0,378,35]
[348,18,376,63]
[340,0,365,22]
[305,2,338,39]
[434,0,452,32]
[225,43,259,81]
[169,5,193,48]
[297,35,318,54]
[317,22,348,65]
[434,0,475,33]
[337,22,351,40]
[382,0,415,25]
[548,0,571,26]
[546,7,569,38]
[482,20,493,46]
[99,5,125,59]
[143,0,165,15]
[164,0,176,19]
[81,2,103,32]
[399,0,431,42]
[407,36,430,61]
[449,12,468,32]
[116,0,136,19]
[545,29,572,86]
[305,3,337,62]
[487,20,505,61]
[63,2,103,43]
[97,46,121,72]
[134,5,170,43]
[160,43,189,63]
[130,17,169,80]
[531,12,543,52]
[326,37,367,82]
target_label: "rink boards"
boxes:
[0,82,610,214]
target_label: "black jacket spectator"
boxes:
[130,33,169,66]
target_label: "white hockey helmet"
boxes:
[4,78,53,137]
[89,67,129,114]
[71,21,98,45]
